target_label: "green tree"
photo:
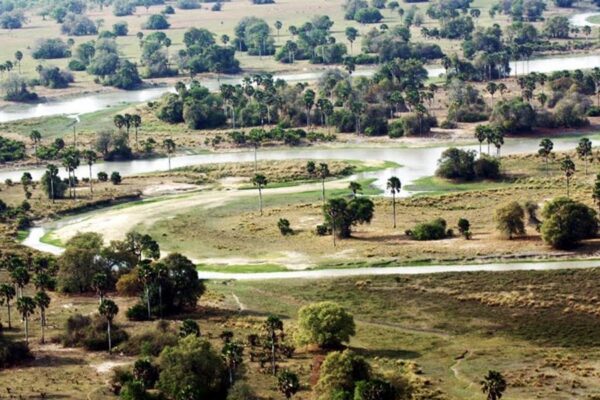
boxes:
[576,138,592,175]
[324,197,374,244]
[62,147,80,199]
[315,350,371,399]
[538,138,553,173]
[481,370,507,400]
[17,296,36,343]
[252,173,268,216]
[14,50,23,74]
[82,149,97,196]
[560,156,576,197]
[10,266,30,298]
[457,218,471,239]
[474,125,490,156]
[349,181,362,198]
[386,176,401,228]
[495,202,525,239]
[0,284,16,329]
[274,20,283,41]
[345,27,358,53]
[180,319,201,337]
[99,299,119,353]
[295,301,355,348]
[265,315,284,375]
[541,197,598,249]
[304,89,316,127]
[317,163,330,202]
[131,114,142,150]
[278,370,300,399]
[485,82,498,107]
[34,291,51,344]
[222,341,244,385]
[29,130,42,161]
[91,272,109,303]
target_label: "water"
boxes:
[570,12,600,27]
[3,53,600,123]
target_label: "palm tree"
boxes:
[222,341,244,384]
[62,147,80,199]
[577,137,593,175]
[274,21,283,41]
[10,267,30,298]
[99,299,119,354]
[131,114,142,150]
[113,114,125,132]
[349,181,362,198]
[248,129,263,172]
[538,138,553,173]
[497,83,507,98]
[82,149,97,196]
[387,176,401,228]
[162,138,176,171]
[345,27,358,54]
[139,261,155,319]
[17,296,36,343]
[0,284,15,329]
[14,50,23,74]
[485,82,498,107]
[153,262,168,319]
[265,315,283,375]
[317,163,330,203]
[474,125,489,156]
[252,174,268,216]
[91,272,109,304]
[481,370,507,400]
[303,89,316,127]
[560,156,576,197]
[491,129,504,157]
[34,291,50,344]
[46,164,59,203]
[30,130,42,162]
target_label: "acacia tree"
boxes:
[99,299,119,354]
[560,156,576,197]
[0,284,16,329]
[252,173,268,216]
[481,370,507,400]
[576,137,592,175]
[34,291,51,344]
[538,138,553,173]
[17,296,36,343]
[387,176,401,228]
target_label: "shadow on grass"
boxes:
[349,346,421,360]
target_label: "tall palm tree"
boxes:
[82,149,97,196]
[113,114,125,132]
[62,147,80,199]
[577,137,592,175]
[274,20,283,41]
[538,138,553,173]
[265,315,283,375]
[162,138,176,171]
[252,174,268,216]
[303,89,315,127]
[10,267,29,298]
[131,114,142,150]
[139,260,155,319]
[30,130,42,162]
[481,370,507,400]
[17,296,36,343]
[474,125,489,156]
[46,164,59,203]
[387,177,402,228]
[491,129,504,157]
[317,163,330,203]
[485,82,498,107]
[14,50,23,74]
[560,156,576,197]
[153,262,168,319]
[0,284,15,329]
[99,299,119,354]
[91,272,109,304]
[34,291,50,344]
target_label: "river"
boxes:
[3,53,600,123]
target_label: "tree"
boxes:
[560,156,576,197]
[82,149,97,196]
[252,173,267,216]
[474,125,490,156]
[34,291,51,344]
[495,202,525,239]
[577,138,592,176]
[0,284,15,329]
[349,181,362,198]
[295,301,355,348]
[222,341,244,385]
[180,319,201,337]
[485,82,497,107]
[481,370,507,400]
[139,260,155,319]
[278,370,300,399]
[99,299,119,353]
[42,163,65,202]
[386,176,401,228]
[593,173,600,212]
[158,335,228,399]
[30,130,42,161]
[11,266,30,298]
[274,20,283,41]
[303,89,316,127]
[317,163,330,202]
[324,197,374,242]
[315,350,371,398]
[61,147,80,199]
[538,138,553,173]
[457,218,471,239]
[17,296,36,343]
[131,114,142,150]
[163,138,176,171]
[265,315,284,375]
[91,272,109,304]
[345,27,358,53]
[541,197,598,249]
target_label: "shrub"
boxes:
[61,14,98,36]
[116,268,142,295]
[126,303,149,321]
[315,350,371,399]
[401,113,436,136]
[354,7,383,23]
[0,336,31,368]
[177,0,200,9]
[163,5,175,14]
[61,314,128,351]
[143,14,170,30]
[32,38,70,59]
[410,218,449,241]
[473,156,500,180]
[541,197,598,249]
[457,218,471,239]
[490,98,535,133]
[97,171,108,181]
[120,326,179,356]
[495,202,525,239]
[113,0,136,16]
[295,301,355,348]
[316,224,329,236]
[588,106,600,117]
[0,137,26,162]
[277,218,293,235]
[68,59,86,71]
[113,22,129,36]
[110,171,122,185]
[387,120,404,138]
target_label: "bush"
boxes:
[541,197,598,249]
[97,171,108,181]
[110,171,122,185]
[490,98,535,133]
[401,113,436,136]
[473,156,500,180]
[315,350,371,399]
[440,119,457,129]
[436,148,499,181]
[113,22,129,36]
[295,301,355,348]
[277,218,293,235]
[61,14,98,36]
[0,136,26,162]
[0,336,32,368]
[177,0,200,9]
[61,314,128,351]
[120,326,179,356]
[495,201,525,239]
[354,7,383,23]
[163,5,175,14]
[316,224,329,236]
[68,59,86,71]
[126,303,149,321]
[113,0,136,16]
[387,120,404,138]
[410,218,449,241]
[143,14,170,30]
[32,38,70,59]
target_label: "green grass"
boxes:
[40,231,63,247]
[404,175,513,194]
[586,14,600,24]
[16,230,28,242]
[197,263,288,273]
